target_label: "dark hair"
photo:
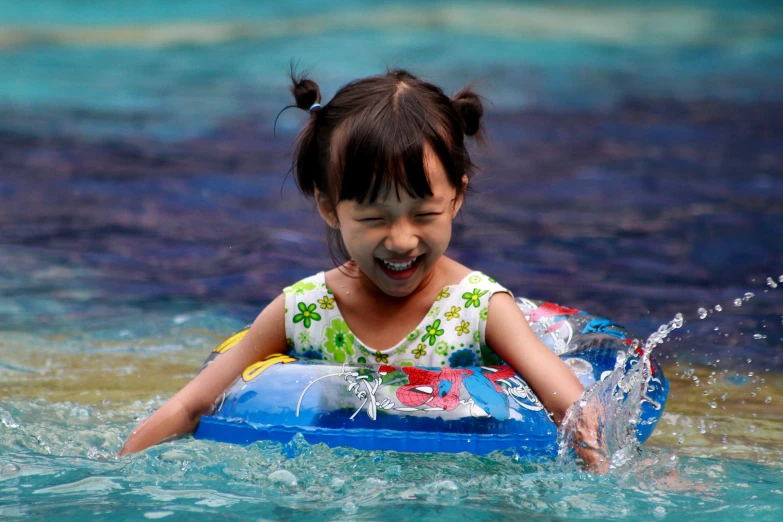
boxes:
[288,68,485,261]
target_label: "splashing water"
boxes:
[557,274,781,473]
[557,314,684,472]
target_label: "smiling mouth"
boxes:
[377,255,422,272]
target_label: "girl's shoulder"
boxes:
[282,272,329,296]
[442,259,509,295]
[452,270,507,289]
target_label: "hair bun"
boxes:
[290,72,321,112]
[452,89,484,138]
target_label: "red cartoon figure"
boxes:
[396,367,473,410]
[521,300,583,354]
[480,365,516,393]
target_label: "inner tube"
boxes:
[193,298,668,457]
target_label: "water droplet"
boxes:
[779,275,783,283]
[744,292,754,300]
[672,313,683,329]
[714,305,723,312]
[709,402,717,409]
[747,358,752,363]
[753,334,767,340]
[677,435,685,444]
[733,299,742,307]
[714,327,720,332]
[267,469,298,488]
[698,307,708,319]
[767,277,778,289]
[1,463,20,476]
[342,500,358,514]
[765,397,772,404]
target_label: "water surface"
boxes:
[1,0,782,519]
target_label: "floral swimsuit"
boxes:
[283,271,511,367]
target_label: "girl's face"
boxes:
[319,146,465,298]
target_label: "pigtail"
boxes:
[290,67,322,115]
[288,67,324,198]
[452,88,485,142]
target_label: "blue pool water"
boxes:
[2,1,783,519]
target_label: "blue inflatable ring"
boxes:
[193,298,668,457]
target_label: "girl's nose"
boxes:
[384,220,419,253]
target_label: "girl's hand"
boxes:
[567,399,610,474]
[118,294,287,456]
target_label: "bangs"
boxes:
[328,103,457,206]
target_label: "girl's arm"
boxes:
[485,293,608,472]
[118,294,287,456]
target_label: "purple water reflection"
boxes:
[1,98,781,368]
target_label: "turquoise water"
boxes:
[2,0,783,519]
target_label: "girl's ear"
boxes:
[315,189,339,228]
[452,175,469,217]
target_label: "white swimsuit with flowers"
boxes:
[283,271,511,367]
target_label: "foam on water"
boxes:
[3,396,783,520]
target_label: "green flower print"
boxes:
[488,276,497,283]
[374,351,389,363]
[406,328,421,341]
[445,306,461,321]
[435,340,449,356]
[318,295,335,310]
[421,319,444,346]
[323,318,355,362]
[462,288,488,308]
[283,280,317,295]
[436,288,450,301]
[468,274,483,284]
[298,331,312,345]
[286,338,295,350]
[412,343,427,359]
[293,302,321,329]
[455,320,470,336]
[427,306,441,319]
[473,330,480,343]
[480,306,489,321]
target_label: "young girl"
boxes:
[120,69,604,470]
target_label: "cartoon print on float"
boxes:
[517,299,582,354]
[294,362,547,422]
